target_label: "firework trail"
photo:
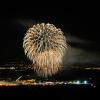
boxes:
[23,23,68,77]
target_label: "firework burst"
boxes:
[23,23,68,77]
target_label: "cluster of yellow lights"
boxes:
[0,79,94,87]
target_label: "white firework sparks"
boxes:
[23,23,68,77]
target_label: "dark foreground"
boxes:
[0,85,99,99]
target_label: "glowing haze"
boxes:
[23,23,68,77]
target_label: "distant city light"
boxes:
[76,80,80,84]
[0,79,94,87]
[83,80,87,84]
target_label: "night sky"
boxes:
[0,6,100,65]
